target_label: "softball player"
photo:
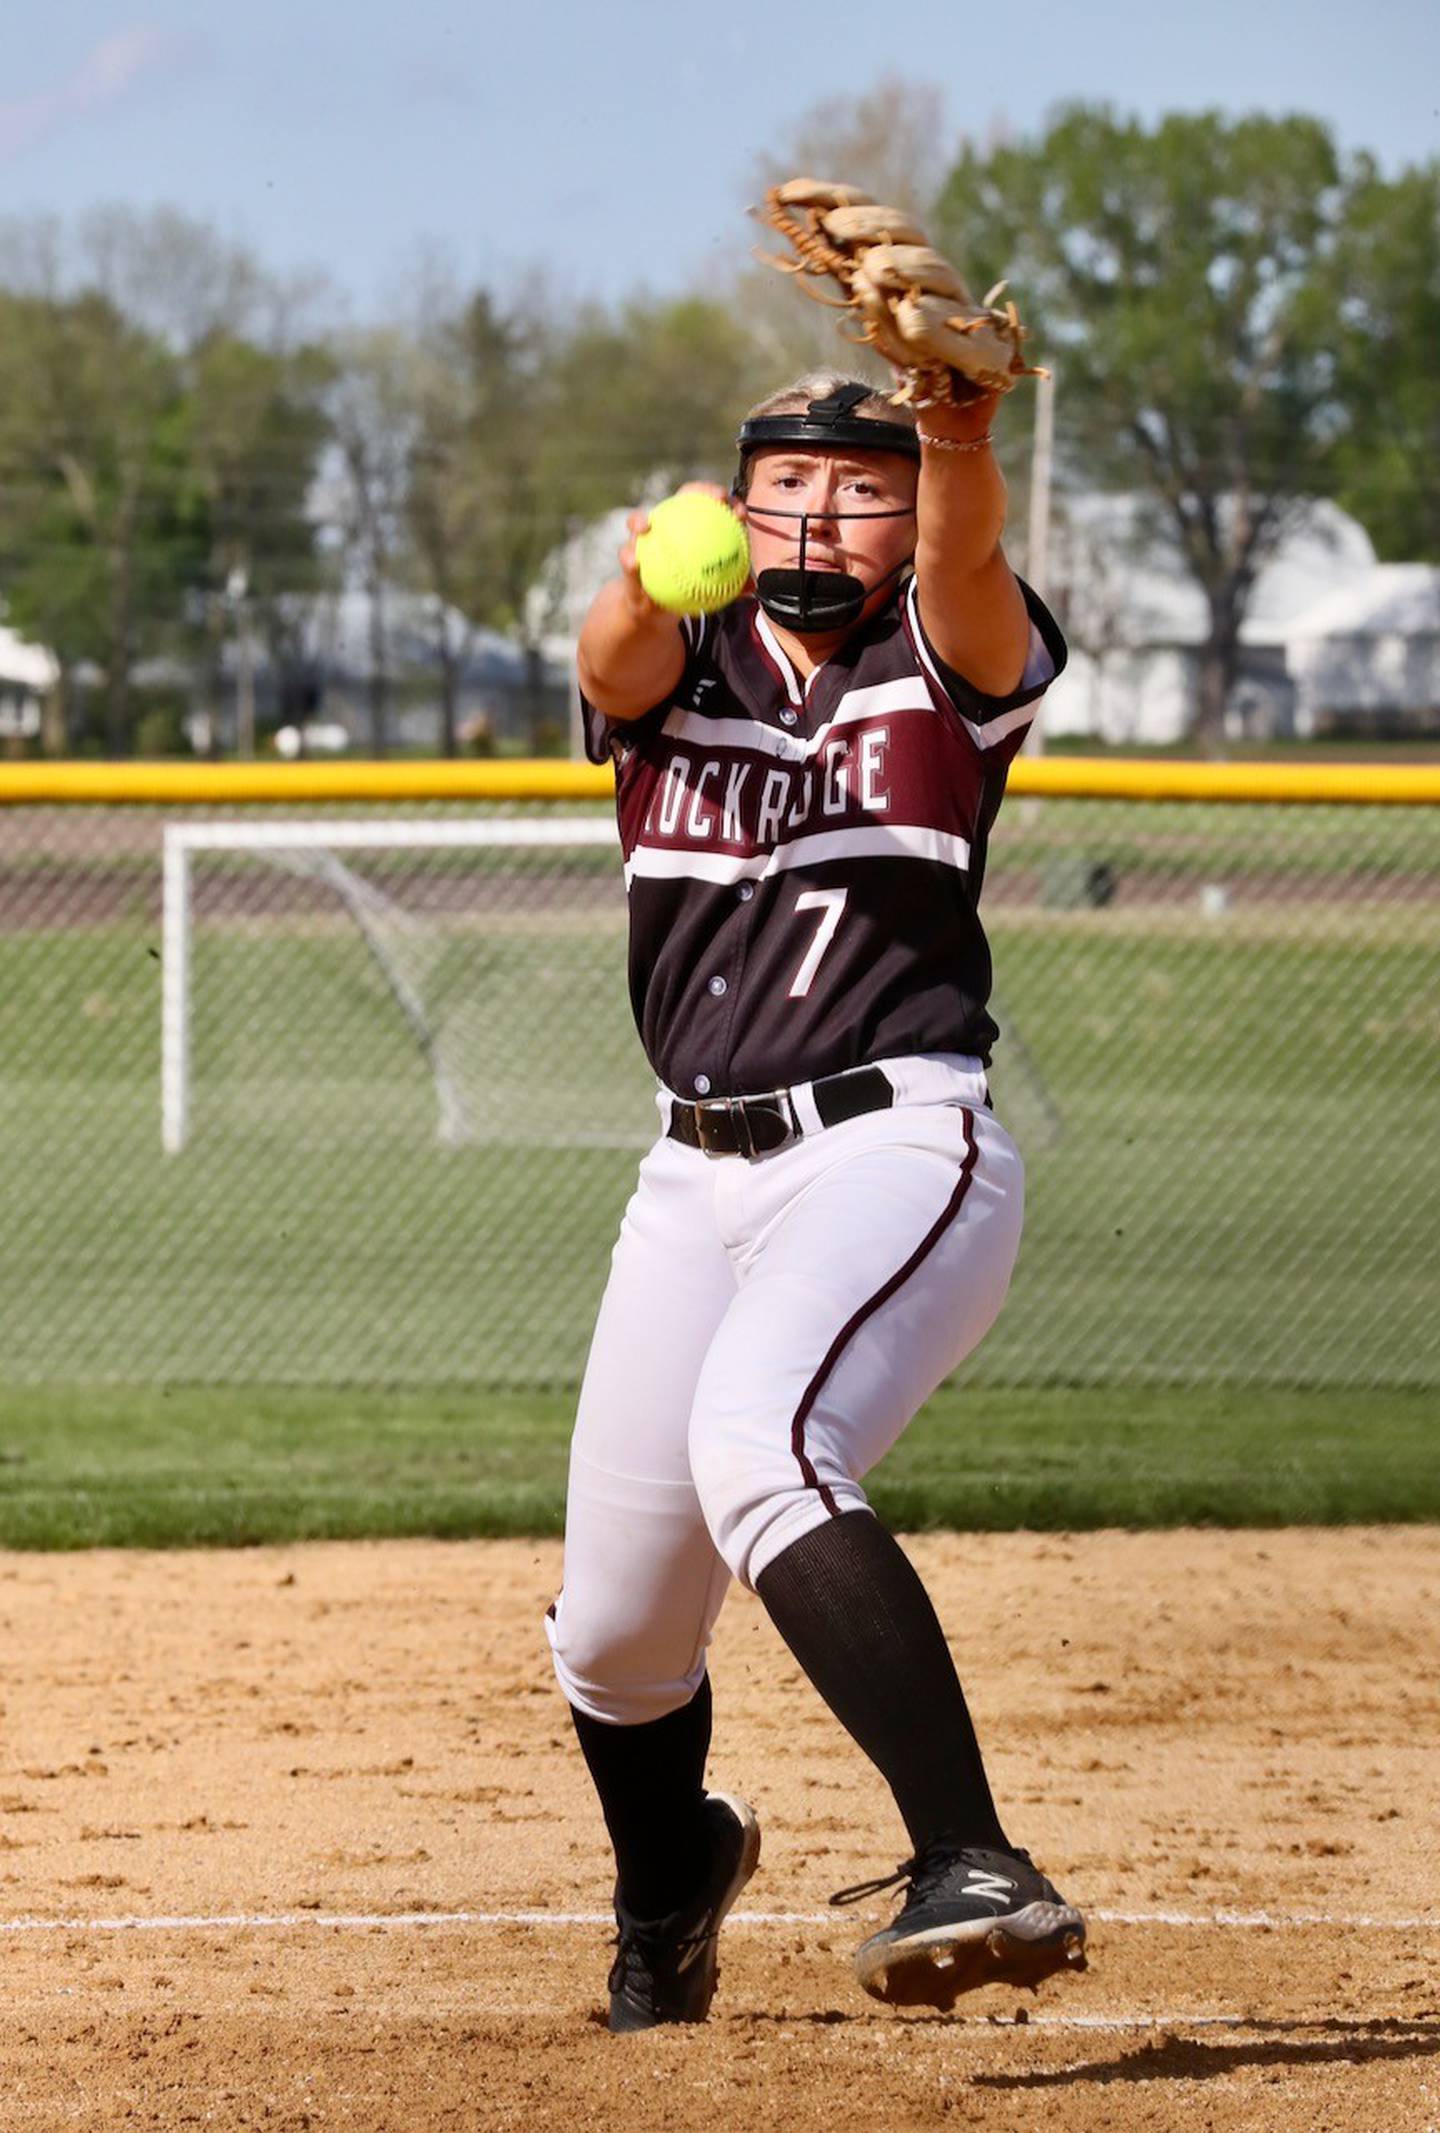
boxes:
[547,372,1086,2030]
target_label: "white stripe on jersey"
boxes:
[660,678,936,763]
[754,609,804,705]
[965,694,1041,749]
[904,579,1055,751]
[623,821,972,889]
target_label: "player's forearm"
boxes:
[914,394,1009,580]
[912,390,1029,694]
[577,578,687,722]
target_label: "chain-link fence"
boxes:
[2,778,1436,1391]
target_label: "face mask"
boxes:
[734,383,921,635]
[742,499,916,635]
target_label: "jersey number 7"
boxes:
[789,888,849,999]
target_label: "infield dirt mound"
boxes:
[1,1528,1437,2130]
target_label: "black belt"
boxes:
[667,1066,894,1159]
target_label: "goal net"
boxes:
[153,815,655,1386]
[161,820,652,1154]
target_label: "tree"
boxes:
[1327,160,1440,562]
[401,336,481,757]
[434,291,765,748]
[935,107,1349,744]
[403,291,556,754]
[179,331,333,755]
[0,288,204,752]
[543,294,769,512]
[337,290,570,758]
[327,329,418,754]
[321,288,764,757]
[739,77,958,382]
[752,73,953,222]
[0,210,332,756]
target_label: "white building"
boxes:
[1283,566,1440,737]
[0,623,58,741]
[1037,496,1378,744]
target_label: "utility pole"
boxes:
[227,565,255,758]
[1023,368,1055,758]
[564,517,586,761]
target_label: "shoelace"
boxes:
[829,1843,1035,1910]
[828,1858,921,1908]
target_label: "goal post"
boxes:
[160,817,620,1155]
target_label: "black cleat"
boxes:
[606,1792,761,2033]
[832,1841,1087,2010]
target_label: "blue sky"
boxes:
[2,2,1436,314]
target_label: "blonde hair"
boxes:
[740,370,915,432]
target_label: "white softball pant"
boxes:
[545,1056,1024,1726]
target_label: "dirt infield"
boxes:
[2,1529,1437,2132]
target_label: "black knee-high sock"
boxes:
[570,1674,713,1920]
[756,1511,1009,1856]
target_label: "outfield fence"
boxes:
[2,761,1436,1394]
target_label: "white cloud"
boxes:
[0,24,200,166]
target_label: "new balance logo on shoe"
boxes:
[961,1869,1017,1907]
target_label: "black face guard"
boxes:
[742,503,915,633]
[735,383,920,636]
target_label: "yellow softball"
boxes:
[635,493,750,616]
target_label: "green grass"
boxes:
[3,871,1436,1390]
[0,807,1436,1555]
[0,1381,1433,1549]
[981,908,1440,1390]
[1,900,652,1386]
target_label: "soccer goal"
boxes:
[160,817,643,1156]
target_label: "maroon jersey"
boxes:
[584,577,1066,1099]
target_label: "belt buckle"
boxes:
[691,1093,798,1159]
[692,1097,744,1159]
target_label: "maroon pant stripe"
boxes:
[789,1107,980,1517]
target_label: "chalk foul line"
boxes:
[0,1906,1437,1935]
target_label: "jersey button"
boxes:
[693,1074,712,1096]
[736,882,755,903]
[778,707,798,726]
[706,975,728,997]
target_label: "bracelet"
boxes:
[916,427,994,453]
